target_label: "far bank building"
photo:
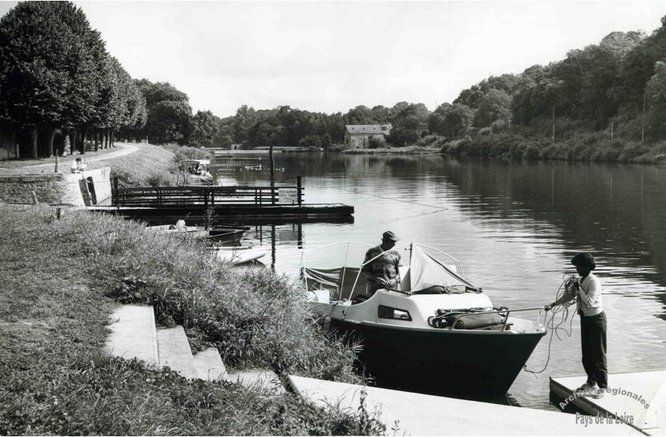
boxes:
[344,124,392,149]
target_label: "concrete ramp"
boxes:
[289,375,640,436]
[104,305,158,365]
[551,370,666,435]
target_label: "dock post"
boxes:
[269,145,275,205]
[113,177,119,206]
[297,176,302,206]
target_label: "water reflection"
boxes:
[213,152,666,410]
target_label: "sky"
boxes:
[1,1,664,117]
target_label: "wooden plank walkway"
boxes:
[550,371,666,436]
[86,203,354,225]
[288,375,640,436]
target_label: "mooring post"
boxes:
[113,177,119,206]
[296,176,302,206]
[271,224,276,270]
[269,145,275,205]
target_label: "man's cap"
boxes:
[571,252,596,270]
[382,231,398,241]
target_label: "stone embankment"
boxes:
[0,167,111,206]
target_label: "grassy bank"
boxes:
[102,143,178,187]
[93,143,213,187]
[416,133,666,164]
[0,205,383,435]
[0,142,216,189]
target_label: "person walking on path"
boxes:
[546,252,607,398]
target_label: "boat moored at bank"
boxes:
[301,242,547,397]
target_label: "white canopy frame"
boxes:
[300,241,473,302]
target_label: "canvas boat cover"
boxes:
[303,243,475,299]
[409,244,474,291]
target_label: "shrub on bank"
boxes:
[86,217,359,378]
[107,143,178,187]
[438,130,666,164]
[162,143,213,161]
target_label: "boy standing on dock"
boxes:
[547,252,607,398]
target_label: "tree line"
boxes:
[0,2,147,158]
[431,16,666,146]
[0,2,234,158]
[195,15,666,150]
[4,1,666,158]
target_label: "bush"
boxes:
[368,136,387,149]
[163,144,212,161]
[298,135,324,149]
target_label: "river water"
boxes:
[213,152,666,410]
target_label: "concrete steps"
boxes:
[156,326,199,379]
[193,347,228,382]
[105,304,281,389]
[104,305,159,365]
[226,369,287,394]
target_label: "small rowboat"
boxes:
[150,224,209,239]
[216,247,267,265]
[208,227,245,245]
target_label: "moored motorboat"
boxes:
[301,242,547,397]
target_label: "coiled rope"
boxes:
[523,275,578,374]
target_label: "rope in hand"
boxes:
[523,274,578,374]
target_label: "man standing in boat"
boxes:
[546,252,607,397]
[362,231,401,296]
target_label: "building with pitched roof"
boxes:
[344,124,392,149]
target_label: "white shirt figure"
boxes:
[71,158,87,173]
[577,273,603,317]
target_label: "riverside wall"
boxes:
[0,167,112,206]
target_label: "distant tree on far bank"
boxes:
[428,103,472,139]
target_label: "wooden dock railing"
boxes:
[112,177,304,208]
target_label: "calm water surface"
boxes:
[214,153,666,410]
